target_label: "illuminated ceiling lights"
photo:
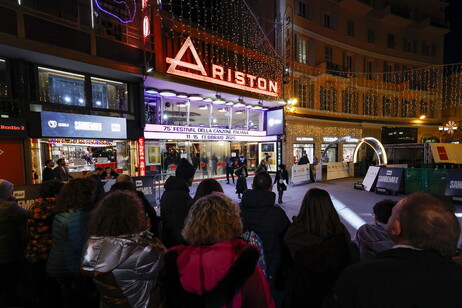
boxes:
[213,94,226,105]
[188,94,203,101]
[203,98,213,102]
[177,93,188,98]
[145,88,158,94]
[199,105,208,110]
[245,105,252,109]
[225,101,234,106]
[159,90,176,97]
[252,105,262,110]
[235,110,243,114]
[218,108,227,112]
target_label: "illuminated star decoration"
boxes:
[445,121,457,134]
[94,0,136,23]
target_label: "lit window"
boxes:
[38,67,85,106]
[91,77,128,111]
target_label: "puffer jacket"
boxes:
[160,176,193,248]
[81,231,165,308]
[240,190,290,278]
[354,222,393,262]
[283,220,352,308]
[25,198,55,263]
[46,210,89,277]
[162,239,274,308]
[0,201,28,265]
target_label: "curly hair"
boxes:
[192,179,223,203]
[182,192,243,246]
[296,188,347,238]
[54,178,96,213]
[87,191,147,237]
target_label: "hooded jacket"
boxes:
[283,220,352,308]
[354,222,393,262]
[160,176,193,248]
[0,201,28,265]
[81,231,165,308]
[162,239,274,308]
[240,190,290,278]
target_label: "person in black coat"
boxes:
[235,167,247,199]
[240,171,290,306]
[274,164,289,204]
[160,158,195,248]
[225,157,235,184]
[237,153,248,177]
[42,160,56,182]
[298,153,309,165]
[325,192,462,308]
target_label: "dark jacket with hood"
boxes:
[240,189,290,278]
[354,222,393,262]
[161,239,274,308]
[0,201,28,265]
[160,176,193,248]
[81,231,165,308]
[283,220,352,308]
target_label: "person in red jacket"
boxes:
[162,192,274,308]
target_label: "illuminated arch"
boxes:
[352,137,388,166]
[321,136,358,164]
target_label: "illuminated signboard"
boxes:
[266,109,284,136]
[0,118,27,137]
[41,111,127,139]
[138,137,146,176]
[94,0,136,23]
[144,124,276,142]
[166,37,279,97]
[296,137,314,142]
[323,137,338,143]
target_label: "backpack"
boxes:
[242,230,267,277]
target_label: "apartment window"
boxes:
[320,86,337,112]
[412,39,418,53]
[309,84,315,109]
[364,59,373,80]
[422,41,430,56]
[321,10,336,30]
[38,67,86,106]
[0,59,7,98]
[383,62,392,83]
[367,29,375,43]
[431,44,437,57]
[325,46,333,62]
[382,97,391,117]
[402,65,410,81]
[403,37,411,52]
[343,52,353,72]
[347,21,355,37]
[295,0,306,18]
[420,100,428,118]
[342,91,358,114]
[91,77,128,111]
[404,99,417,117]
[297,37,307,64]
[294,80,308,107]
[392,98,399,117]
[363,94,378,116]
[387,34,395,49]
[429,101,435,118]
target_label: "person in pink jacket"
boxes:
[161,192,275,308]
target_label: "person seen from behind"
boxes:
[283,188,352,308]
[240,171,290,306]
[0,179,28,307]
[354,199,397,262]
[235,167,248,199]
[81,191,165,308]
[46,177,98,308]
[160,158,195,247]
[325,192,462,308]
[192,178,223,204]
[161,192,275,307]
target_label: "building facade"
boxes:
[280,0,448,169]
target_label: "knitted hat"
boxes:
[175,158,196,180]
[0,179,14,202]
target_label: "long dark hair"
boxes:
[295,188,346,238]
[54,178,96,213]
[193,179,223,203]
[87,191,147,237]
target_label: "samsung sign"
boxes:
[266,109,284,136]
[41,111,127,139]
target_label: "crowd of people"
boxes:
[1,157,462,307]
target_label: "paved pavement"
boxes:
[156,175,462,243]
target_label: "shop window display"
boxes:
[38,67,86,106]
[248,109,261,130]
[91,77,128,111]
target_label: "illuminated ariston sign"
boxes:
[166,37,279,97]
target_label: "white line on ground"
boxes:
[331,197,367,230]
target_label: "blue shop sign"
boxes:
[375,167,403,195]
[41,111,127,139]
[445,170,462,197]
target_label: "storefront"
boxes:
[293,137,315,164]
[32,111,135,181]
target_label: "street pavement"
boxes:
[156,175,462,244]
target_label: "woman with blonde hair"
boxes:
[162,192,274,307]
[255,159,268,174]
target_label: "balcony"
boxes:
[336,0,373,14]
[409,17,449,35]
[368,5,412,27]
[317,62,350,78]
